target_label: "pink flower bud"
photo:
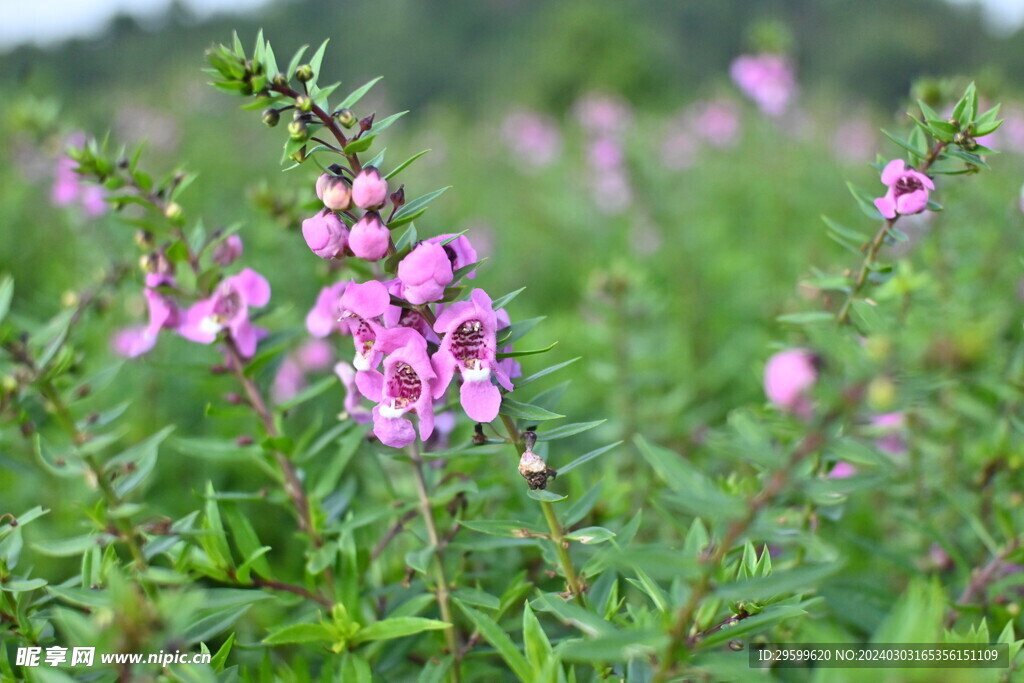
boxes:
[301,211,348,259]
[397,242,454,305]
[212,234,244,266]
[349,212,390,261]
[351,167,388,210]
[764,349,818,416]
[316,173,352,211]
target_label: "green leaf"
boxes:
[276,374,336,412]
[565,527,615,545]
[307,39,330,90]
[821,214,868,243]
[390,186,451,227]
[517,357,581,387]
[537,420,606,442]
[500,398,564,421]
[417,656,453,683]
[263,622,334,645]
[106,425,175,498]
[352,617,450,644]
[527,489,567,503]
[531,593,615,637]
[368,110,408,137]
[696,603,808,650]
[285,44,309,80]
[0,275,13,323]
[522,601,553,669]
[0,578,47,592]
[498,316,545,346]
[201,482,233,568]
[337,76,384,110]
[557,441,622,476]
[210,632,235,672]
[496,341,558,359]
[917,99,941,123]
[634,435,741,519]
[491,287,526,311]
[459,519,543,538]
[454,600,533,681]
[224,506,273,581]
[776,311,835,325]
[846,181,885,220]
[33,534,108,557]
[453,587,501,610]
[559,630,667,662]
[343,135,376,155]
[385,149,430,180]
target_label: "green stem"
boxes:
[499,414,586,604]
[408,443,461,681]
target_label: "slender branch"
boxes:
[651,430,824,683]
[945,538,1021,629]
[500,414,586,604]
[270,83,363,174]
[408,443,461,681]
[222,337,321,548]
[836,140,947,326]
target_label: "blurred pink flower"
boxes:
[872,412,907,456]
[764,349,818,416]
[501,110,562,167]
[730,53,797,117]
[828,461,857,479]
[51,134,107,217]
[832,117,877,163]
[688,98,741,148]
[271,339,335,404]
[574,93,632,135]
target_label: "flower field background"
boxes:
[3,0,1024,681]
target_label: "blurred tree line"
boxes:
[3,0,1022,116]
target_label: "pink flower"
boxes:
[306,281,347,338]
[178,268,271,357]
[316,173,352,211]
[432,289,513,423]
[351,167,388,210]
[500,110,562,168]
[873,159,934,219]
[338,280,391,371]
[302,211,348,259]
[730,53,797,117]
[111,273,180,358]
[397,242,453,305]
[212,234,244,266]
[51,140,108,217]
[828,461,857,479]
[383,280,438,343]
[689,98,741,148]
[271,339,335,404]
[871,412,907,456]
[349,212,390,261]
[574,93,632,135]
[355,327,436,447]
[334,361,372,423]
[427,234,478,280]
[764,349,818,416]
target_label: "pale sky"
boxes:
[0,0,1022,48]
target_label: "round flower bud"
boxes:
[296,95,313,112]
[764,348,818,416]
[164,202,183,220]
[335,108,356,128]
[212,234,244,266]
[349,212,390,261]
[295,64,314,82]
[288,120,309,142]
[301,212,348,259]
[262,108,280,127]
[351,167,388,210]
[316,174,352,211]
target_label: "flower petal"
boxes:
[460,378,501,423]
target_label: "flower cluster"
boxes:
[112,237,271,359]
[575,93,634,213]
[301,169,518,447]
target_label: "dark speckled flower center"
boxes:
[211,289,242,323]
[894,175,923,197]
[451,320,485,369]
[387,362,422,407]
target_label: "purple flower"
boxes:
[383,280,438,343]
[764,349,818,416]
[212,234,244,266]
[178,268,271,357]
[356,327,436,447]
[397,242,453,305]
[349,212,390,261]
[351,167,388,210]
[427,234,478,279]
[111,273,180,358]
[873,160,935,219]
[316,173,352,211]
[306,281,347,338]
[339,280,391,371]
[432,289,513,423]
[730,53,797,117]
[302,211,349,259]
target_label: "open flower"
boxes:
[112,273,180,358]
[178,268,270,357]
[397,242,453,304]
[355,327,436,447]
[432,288,513,423]
[764,348,818,417]
[305,281,348,338]
[338,280,391,371]
[873,159,934,219]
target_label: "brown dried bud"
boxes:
[390,185,406,209]
[518,449,557,490]
[360,113,376,132]
[472,423,487,445]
